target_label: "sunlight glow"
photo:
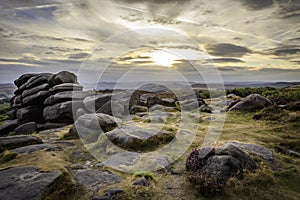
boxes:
[145,50,181,67]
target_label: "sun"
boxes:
[145,50,181,67]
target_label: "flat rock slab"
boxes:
[0,166,63,200]
[0,119,18,136]
[12,144,61,154]
[0,135,42,150]
[228,142,273,160]
[73,169,121,192]
[105,125,175,151]
[14,122,37,135]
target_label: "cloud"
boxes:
[204,43,251,57]
[236,0,274,10]
[68,53,89,59]
[211,58,245,63]
[264,46,300,56]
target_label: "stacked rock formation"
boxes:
[2,71,90,135]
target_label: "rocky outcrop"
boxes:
[229,94,272,112]
[1,71,88,135]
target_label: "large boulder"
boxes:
[229,94,272,112]
[0,135,42,150]
[0,119,19,136]
[105,125,175,151]
[0,167,63,200]
[43,101,83,123]
[48,71,78,87]
[74,113,121,143]
[186,143,258,193]
[44,91,92,106]
[17,106,44,123]
[14,122,38,135]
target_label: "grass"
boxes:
[0,151,18,163]
[0,103,10,122]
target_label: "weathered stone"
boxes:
[83,93,112,113]
[0,135,42,150]
[147,95,162,107]
[63,124,79,140]
[176,100,199,111]
[75,113,121,143]
[97,101,125,118]
[43,101,82,123]
[21,83,49,98]
[161,98,176,107]
[7,109,17,120]
[14,122,37,135]
[19,73,52,92]
[186,144,258,193]
[73,169,121,192]
[93,188,124,200]
[48,71,78,87]
[11,144,61,154]
[105,125,174,151]
[0,167,63,200]
[0,119,19,136]
[133,177,149,186]
[75,108,87,119]
[130,105,148,114]
[11,95,22,108]
[44,91,92,106]
[14,73,36,87]
[37,122,70,131]
[229,94,272,112]
[227,142,273,160]
[215,144,257,170]
[17,106,44,123]
[49,83,83,94]
[22,90,50,106]
[149,104,165,112]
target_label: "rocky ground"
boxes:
[0,72,299,200]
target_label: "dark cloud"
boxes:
[211,58,245,63]
[68,53,89,59]
[266,46,300,56]
[236,0,274,10]
[205,43,251,57]
[217,66,247,71]
[290,60,300,64]
[274,0,300,19]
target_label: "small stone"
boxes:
[133,177,150,186]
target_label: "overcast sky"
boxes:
[0,0,300,84]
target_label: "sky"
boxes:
[0,0,300,84]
